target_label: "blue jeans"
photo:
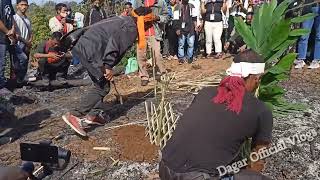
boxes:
[71,57,80,65]
[297,6,320,60]
[0,44,7,88]
[178,33,195,60]
[13,44,28,81]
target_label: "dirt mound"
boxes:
[112,125,159,163]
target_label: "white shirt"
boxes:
[189,0,202,26]
[14,14,32,44]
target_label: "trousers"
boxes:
[204,21,223,54]
[159,160,272,180]
[136,36,165,80]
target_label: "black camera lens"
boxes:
[57,147,71,162]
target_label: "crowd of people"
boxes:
[0,0,319,91]
[0,0,319,179]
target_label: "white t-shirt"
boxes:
[14,14,32,44]
[189,0,202,26]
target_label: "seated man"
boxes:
[33,32,71,83]
[160,50,273,180]
[61,7,160,137]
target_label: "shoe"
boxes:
[62,112,87,136]
[308,60,320,69]
[214,53,223,59]
[141,80,149,86]
[178,59,185,65]
[84,113,110,125]
[294,60,306,69]
[187,59,193,64]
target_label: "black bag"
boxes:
[60,28,87,50]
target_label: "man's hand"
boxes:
[224,42,230,51]
[104,68,114,81]
[6,28,15,36]
[195,25,202,32]
[61,18,66,25]
[176,30,181,36]
[155,16,160,21]
[48,53,61,60]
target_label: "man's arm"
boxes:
[102,36,120,70]
[248,109,273,172]
[0,20,9,34]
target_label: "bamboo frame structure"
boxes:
[145,74,180,148]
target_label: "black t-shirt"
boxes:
[161,87,273,174]
[173,4,197,35]
[204,2,223,22]
[0,0,15,44]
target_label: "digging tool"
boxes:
[111,80,123,105]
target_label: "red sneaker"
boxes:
[62,112,87,136]
[84,113,110,126]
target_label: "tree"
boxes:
[234,0,315,116]
[29,5,53,61]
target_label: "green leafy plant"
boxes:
[234,0,315,116]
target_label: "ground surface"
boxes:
[0,57,320,180]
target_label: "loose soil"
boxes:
[112,125,159,163]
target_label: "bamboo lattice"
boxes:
[145,74,180,149]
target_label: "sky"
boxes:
[28,0,82,5]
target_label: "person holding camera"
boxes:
[49,3,74,35]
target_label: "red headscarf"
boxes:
[213,76,246,114]
[56,15,68,35]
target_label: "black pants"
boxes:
[167,24,178,56]
[71,74,110,117]
[71,52,111,117]
[159,161,272,180]
[38,58,69,80]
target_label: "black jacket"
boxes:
[84,7,107,26]
[72,16,137,80]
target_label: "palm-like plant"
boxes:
[234,0,316,116]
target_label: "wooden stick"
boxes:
[93,147,111,151]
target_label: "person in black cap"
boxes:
[159,50,273,180]
[61,7,159,137]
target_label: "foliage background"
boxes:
[26,0,135,65]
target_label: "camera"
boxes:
[65,17,74,24]
[20,141,71,180]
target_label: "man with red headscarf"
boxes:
[159,50,273,180]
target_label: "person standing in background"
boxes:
[167,0,179,60]
[201,0,227,59]
[136,0,169,86]
[13,0,32,84]
[295,1,320,69]
[0,0,15,90]
[49,3,73,35]
[85,0,107,26]
[189,0,202,60]
[121,2,133,16]
[173,0,198,64]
